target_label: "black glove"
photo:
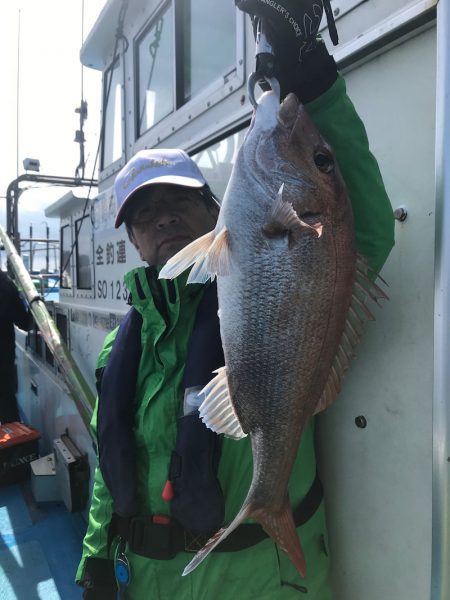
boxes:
[236,0,324,62]
[236,0,338,103]
[83,584,117,600]
[80,557,117,600]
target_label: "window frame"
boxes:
[60,223,73,290]
[134,0,245,141]
[100,53,125,171]
[174,0,239,105]
[134,0,175,137]
[74,214,93,291]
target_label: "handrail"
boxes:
[432,3,450,598]
[0,223,95,437]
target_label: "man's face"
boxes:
[126,184,218,265]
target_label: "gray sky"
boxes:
[0,0,106,267]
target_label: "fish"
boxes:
[159,84,387,577]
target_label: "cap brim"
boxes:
[115,175,205,228]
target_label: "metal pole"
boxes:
[29,224,33,271]
[46,224,49,273]
[0,224,95,438]
[432,2,450,598]
[16,9,20,179]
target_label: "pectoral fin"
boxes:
[263,184,323,241]
[159,228,231,284]
[204,228,231,280]
[159,231,214,281]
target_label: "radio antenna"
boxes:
[16,9,21,179]
[75,0,87,181]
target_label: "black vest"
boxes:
[97,280,225,534]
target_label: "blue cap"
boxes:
[114,148,206,228]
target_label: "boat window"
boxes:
[191,127,247,202]
[60,224,72,289]
[45,343,54,367]
[36,330,43,357]
[101,56,124,168]
[56,313,68,345]
[136,2,239,138]
[181,0,236,102]
[137,2,174,135]
[75,215,92,290]
[27,326,42,358]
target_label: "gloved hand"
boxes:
[235,0,338,103]
[235,0,324,63]
[83,583,118,599]
[80,557,118,599]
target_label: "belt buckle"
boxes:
[129,515,176,560]
[183,529,209,553]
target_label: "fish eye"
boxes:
[314,150,334,173]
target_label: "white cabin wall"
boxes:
[317,26,436,599]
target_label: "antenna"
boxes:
[81,0,84,103]
[75,0,87,180]
[16,9,21,179]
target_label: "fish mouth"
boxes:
[278,93,300,130]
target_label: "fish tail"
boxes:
[253,499,307,578]
[182,504,251,576]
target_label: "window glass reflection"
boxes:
[192,128,247,202]
[137,4,174,135]
[102,57,123,167]
[75,216,92,290]
[183,1,235,101]
[60,224,72,289]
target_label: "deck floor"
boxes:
[0,482,85,599]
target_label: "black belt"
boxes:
[112,473,323,560]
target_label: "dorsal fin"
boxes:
[313,255,388,415]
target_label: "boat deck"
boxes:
[0,482,85,599]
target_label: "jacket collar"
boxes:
[124,265,205,319]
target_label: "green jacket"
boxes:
[77,75,394,599]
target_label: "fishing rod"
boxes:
[0,223,95,437]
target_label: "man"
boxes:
[0,270,29,423]
[77,2,394,598]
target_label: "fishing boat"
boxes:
[1,1,447,598]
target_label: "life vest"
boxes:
[97,279,226,534]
